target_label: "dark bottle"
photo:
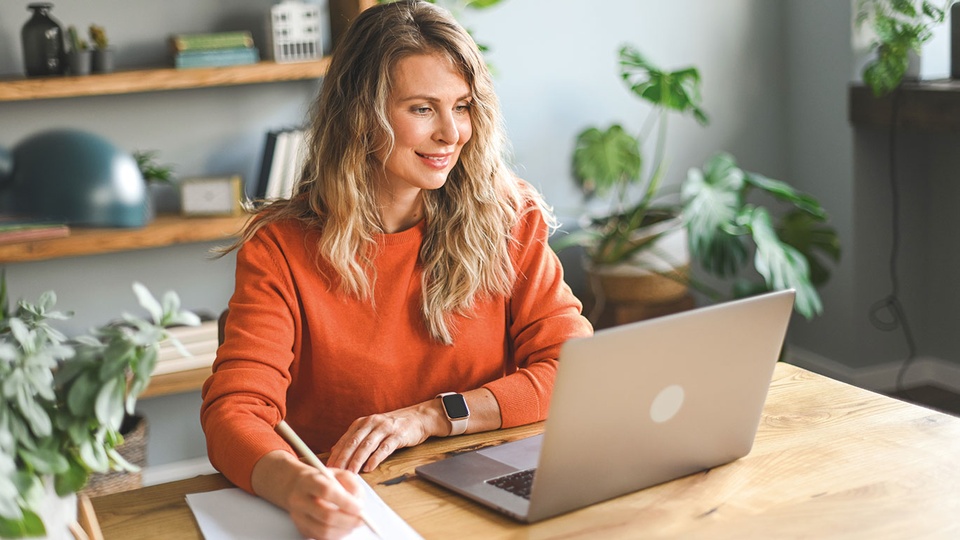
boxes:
[953,3,960,79]
[21,3,66,77]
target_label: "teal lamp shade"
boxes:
[0,129,147,227]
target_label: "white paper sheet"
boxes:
[185,477,423,540]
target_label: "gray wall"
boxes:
[3,0,919,466]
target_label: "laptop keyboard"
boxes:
[485,468,537,500]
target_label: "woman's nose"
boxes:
[434,111,459,144]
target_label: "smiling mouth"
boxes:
[417,152,452,167]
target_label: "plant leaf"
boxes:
[682,153,748,276]
[0,510,45,537]
[132,282,162,324]
[94,376,125,432]
[54,457,89,496]
[571,125,642,197]
[777,210,842,286]
[619,45,709,125]
[744,171,827,219]
[747,207,822,318]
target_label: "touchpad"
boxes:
[477,434,543,470]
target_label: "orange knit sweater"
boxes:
[200,196,592,493]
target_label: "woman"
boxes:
[200,1,592,537]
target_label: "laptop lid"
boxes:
[415,289,795,523]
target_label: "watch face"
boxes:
[441,393,470,419]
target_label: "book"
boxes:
[153,320,220,376]
[255,130,281,199]
[0,219,69,245]
[264,130,292,201]
[174,47,260,69]
[261,128,308,201]
[170,31,255,52]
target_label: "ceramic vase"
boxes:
[21,3,66,77]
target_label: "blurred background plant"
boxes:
[0,276,198,537]
[856,0,952,96]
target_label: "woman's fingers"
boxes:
[288,467,365,539]
[328,410,428,472]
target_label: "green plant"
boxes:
[88,24,108,50]
[134,150,175,185]
[682,153,840,318]
[554,45,708,266]
[0,279,199,537]
[856,0,952,96]
[555,45,841,319]
[67,26,88,53]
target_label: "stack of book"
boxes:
[0,218,69,245]
[170,31,260,69]
[153,320,220,376]
[254,127,309,202]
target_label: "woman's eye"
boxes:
[455,103,472,114]
[414,106,432,115]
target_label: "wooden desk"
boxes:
[91,363,960,539]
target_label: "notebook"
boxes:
[415,289,795,523]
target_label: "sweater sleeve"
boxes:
[483,200,593,428]
[200,225,300,493]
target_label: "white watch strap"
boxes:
[437,392,469,436]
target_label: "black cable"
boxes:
[867,86,918,395]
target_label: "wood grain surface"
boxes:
[92,363,960,539]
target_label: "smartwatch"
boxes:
[436,392,470,436]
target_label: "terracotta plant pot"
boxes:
[585,216,693,327]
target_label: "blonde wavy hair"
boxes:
[224,0,547,344]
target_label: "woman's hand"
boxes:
[327,400,445,473]
[252,450,365,540]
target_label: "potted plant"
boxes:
[554,45,840,325]
[66,26,90,76]
[0,277,199,538]
[88,24,113,73]
[134,150,176,220]
[552,45,708,323]
[856,0,951,96]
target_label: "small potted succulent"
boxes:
[0,277,199,538]
[134,150,177,220]
[88,24,113,73]
[66,25,90,76]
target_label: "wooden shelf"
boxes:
[849,80,960,131]
[0,214,249,263]
[0,59,330,102]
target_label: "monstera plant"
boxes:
[555,44,840,321]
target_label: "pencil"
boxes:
[275,420,385,539]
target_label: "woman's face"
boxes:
[381,53,473,198]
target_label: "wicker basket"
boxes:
[80,414,148,497]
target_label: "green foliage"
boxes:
[559,43,841,319]
[856,0,952,96]
[0,281,198,536]
[682,153,841,319]
[564,46,706,266]
[133,150,175,185]
[571,125,642,199]
[619,46,708,126]
[67,26,88,53]
[88,24,108,50]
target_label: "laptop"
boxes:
[415,289,795,523]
